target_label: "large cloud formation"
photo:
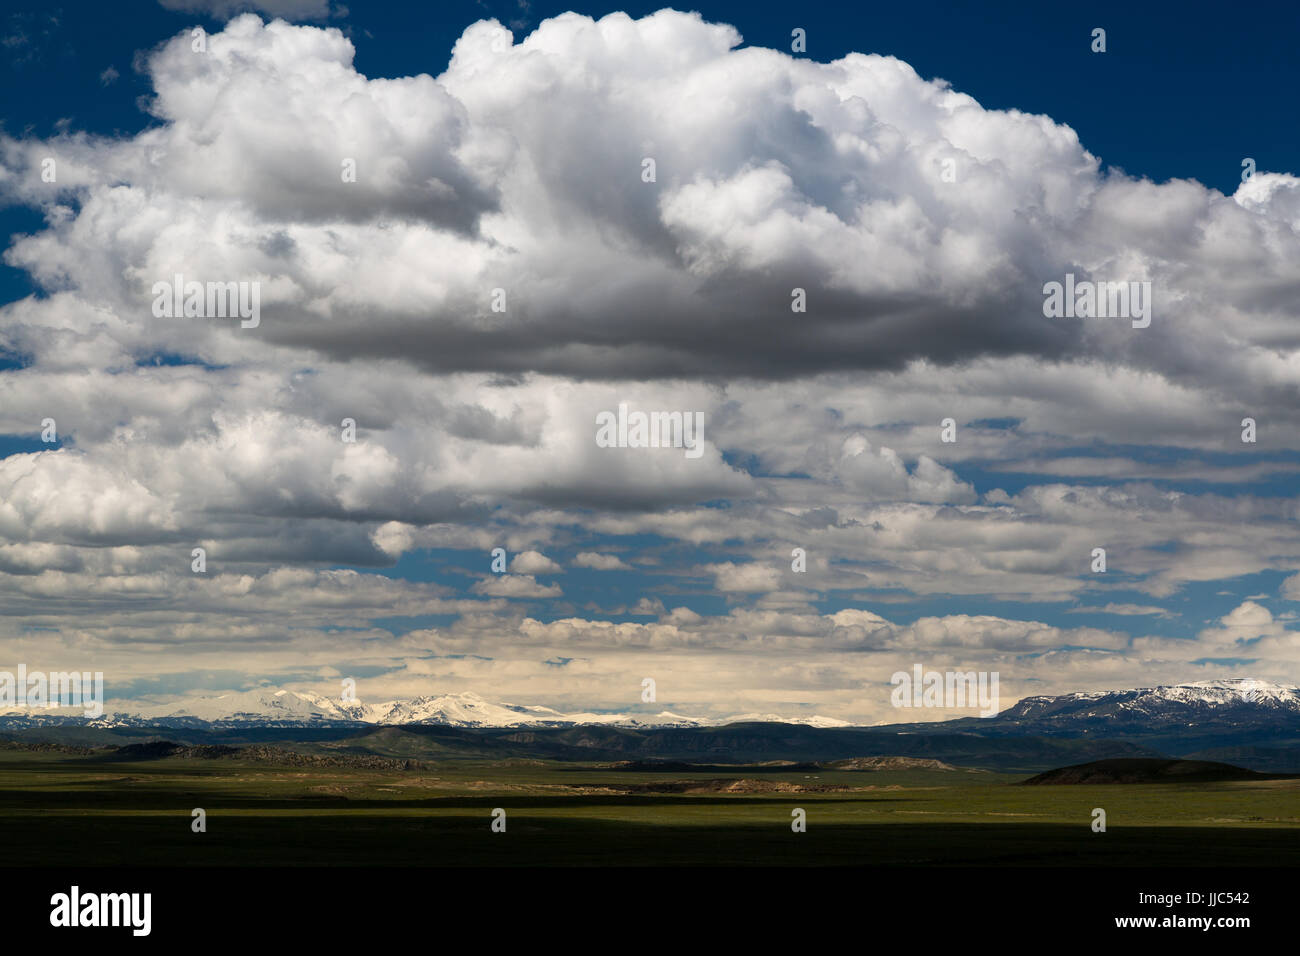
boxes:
[0,11,1297,721]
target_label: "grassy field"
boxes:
[2,750,1298,866]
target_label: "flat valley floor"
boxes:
[2,750,1298,866]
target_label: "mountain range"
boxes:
[3,678,1299,772]
[1,677,1295,735]
[0,686,851,730]
[934,678,1300,735]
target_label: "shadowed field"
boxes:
[2,751,1298,866]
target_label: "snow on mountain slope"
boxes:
[54,688,848,729]
[5,678,1293,732]
[1003,679,1300,719]
[724,712,852,728]
[990,679,1300,736]
[137,688,352,723]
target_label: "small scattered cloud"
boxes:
[573,552,632,571]
[509,550,563,575]
[471,574,563,599]
[1067,604,1177,618]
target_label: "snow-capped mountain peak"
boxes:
[52,688,849,730]
[995,678,1300,733]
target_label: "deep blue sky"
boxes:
[3,0,1297,302]
[4,1,1297,180]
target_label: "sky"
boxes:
[0,0,1298,723]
